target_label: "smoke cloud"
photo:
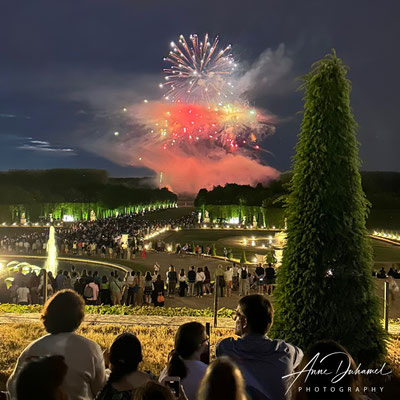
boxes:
[72,44,295,194]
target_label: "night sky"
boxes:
[1,0,399,178]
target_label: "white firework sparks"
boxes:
[160,33,236,104]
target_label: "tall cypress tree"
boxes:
[270,51,385,364]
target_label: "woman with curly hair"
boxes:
[7,289,106,400]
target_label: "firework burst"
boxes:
[139,102,274,153]
[160,34,236,104]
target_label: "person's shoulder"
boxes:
[20,333,52,355]
[185,359,208,374]
[196,360,208,372]
[275,338,300,352]
[270,338,303,363]
[127,370,152,387]
[216,337,236,355]
[70,333,102,351]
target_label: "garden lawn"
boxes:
[0,323,399,398]
[371,239,400,264]
[0,323,233,391]
[134,207,194,221]
[159,229,275,260]
[158,229,400,265]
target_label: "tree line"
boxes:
[195,171,400,210]
[0,169,177,208]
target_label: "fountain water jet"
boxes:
[44,225,58,276]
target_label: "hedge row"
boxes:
[0,304,235,318]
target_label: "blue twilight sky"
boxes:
[0,0,399,177]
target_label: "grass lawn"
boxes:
[0,322,399,399]
[133,207,194,221]
[160,229,275,260]
[0,322,233,392]
[372,239,400,265]
[159,229,400,265]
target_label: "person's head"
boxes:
[82,269,87,277]
[63,271,69,277]
[16,355,68,400]
[157,274,161,281]
[226,266,230,271]
[131,271,135,276]
[102,275,108,283]
[234,294,273,336]
[167,322,208,379]
[108,333,143,384]
[204,266,209,272]
[197,267,201,272]
[197,357,247,400]
[111,271,114,278]
[191,266,195,270]
[57,270,63,275]
[145,271,152,280]
[41,289,85,334]
[170,265,174,271]
[291,341,362,400]
[71,265,76,271]
[180,268,185,276]
[133,381,175,400]
[94,271,98,277]
[88,270,93,276]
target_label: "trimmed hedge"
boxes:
[0,304,234,318]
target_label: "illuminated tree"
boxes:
[271,51,385,364]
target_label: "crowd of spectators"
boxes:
[5,290,373,400]
[375,266,400,279]
[0,266,160,307]
[0,213,197,259]
[0,261,277,308]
